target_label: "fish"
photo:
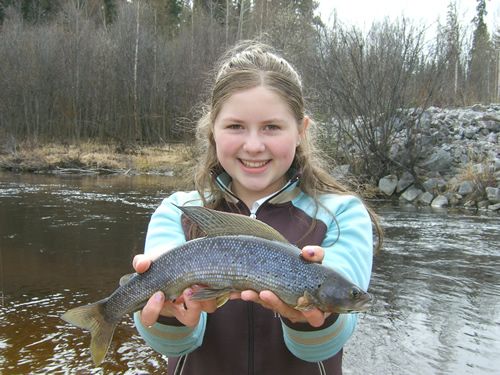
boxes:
[61,205,371,366]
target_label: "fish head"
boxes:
[317,274,372,313]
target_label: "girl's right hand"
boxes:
[133,254,218,328]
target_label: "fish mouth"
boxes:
[239,159,270,168]
[338,294,373,313]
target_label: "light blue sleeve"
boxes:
[134,191,207,357]
[282,194,373,362]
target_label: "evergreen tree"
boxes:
[468,0,493,102]
[103,0,116,25]
[435,1,464,104]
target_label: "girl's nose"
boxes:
[243,133,265,153]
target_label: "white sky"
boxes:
[317,0,500,33]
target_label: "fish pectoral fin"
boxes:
[190,287,233,308]
[119,273,137,286]
[294,291,316,312]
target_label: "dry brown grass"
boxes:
[453,161,497,200]
[0,141,195,175]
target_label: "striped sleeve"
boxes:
[282,314,356,362]
[134,191,207,356]
[282,193,372,361]
[133,311,206,356]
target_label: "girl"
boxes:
[133,41,382,375]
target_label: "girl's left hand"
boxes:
[231,245,330,327]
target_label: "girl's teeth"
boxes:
[242,160,267,168]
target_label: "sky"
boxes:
[316,0,500,34]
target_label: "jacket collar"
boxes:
[213,170,302,206]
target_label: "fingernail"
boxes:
[154,292,163,302]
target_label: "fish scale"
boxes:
[106,235,329,320]
[61,205,371,366]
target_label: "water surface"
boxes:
[0,172,499,374]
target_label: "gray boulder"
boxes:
[401,186,423,202]
[378,174,398,196]
[431,195,449,208]
[418,192,434,205]
[457,181,475,195]
[397,172,415,193]
[486,187,500,203]
[418,148,453,172]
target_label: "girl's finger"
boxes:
[140,291,165,327]
[133,254,151,273]
[301,246,325,263]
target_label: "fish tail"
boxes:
[61,298,116,366]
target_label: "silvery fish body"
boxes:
[61,205,371,366]
[106,234,367,319]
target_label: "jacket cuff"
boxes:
[157,315,186,327]
[281,313,339,331]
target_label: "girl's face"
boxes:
[213,85,307,207]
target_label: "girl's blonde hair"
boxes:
[192,40,383,252]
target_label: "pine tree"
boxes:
[436,1,465,104]
[468,0,493,103]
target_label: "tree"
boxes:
[314,19,435,180]
[467,0,494,102]
[493,27,500,101]
[434,1,466,105]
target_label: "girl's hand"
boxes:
[231,245,330,327]
[133,254,218,328]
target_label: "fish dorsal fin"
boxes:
[119,273,136,286]
[173,204,288,243]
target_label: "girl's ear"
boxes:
[300,115,310,137]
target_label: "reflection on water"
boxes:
[1,172,499,374]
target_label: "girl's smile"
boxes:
[213,85,307,207]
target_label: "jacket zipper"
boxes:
[317,360,326,374]
[173,354,187,375]
[252,175,300,219]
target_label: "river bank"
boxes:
[1,104,499,212]
[0,142,193,177]
[376,104,500,211]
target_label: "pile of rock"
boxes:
[377,104,500,211]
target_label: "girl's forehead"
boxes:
[217,86,296,120]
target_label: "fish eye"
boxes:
[350,288,361,298]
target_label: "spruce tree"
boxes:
[468,0,493,102]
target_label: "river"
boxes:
[0,172,499,374]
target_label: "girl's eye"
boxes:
[264,124,280,131]
[227,124,243,130]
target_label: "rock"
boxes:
[464,126,477,139]
[464,200,476,208]
[487,132,497,143]
[486,187,500,203]
[488,203,500,211]
[418,148,453,172]
[396,171,415,193]
[472,104,486,112]
[378,174,398,196]
[401,186,423,202]
[422,177,446,193]
[457,181,475,195]
[448,193,462,206]
[418,192,434,205]
[431,195,449,208]
[478,200,490,209]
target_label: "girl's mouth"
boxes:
[239,159,269,168]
